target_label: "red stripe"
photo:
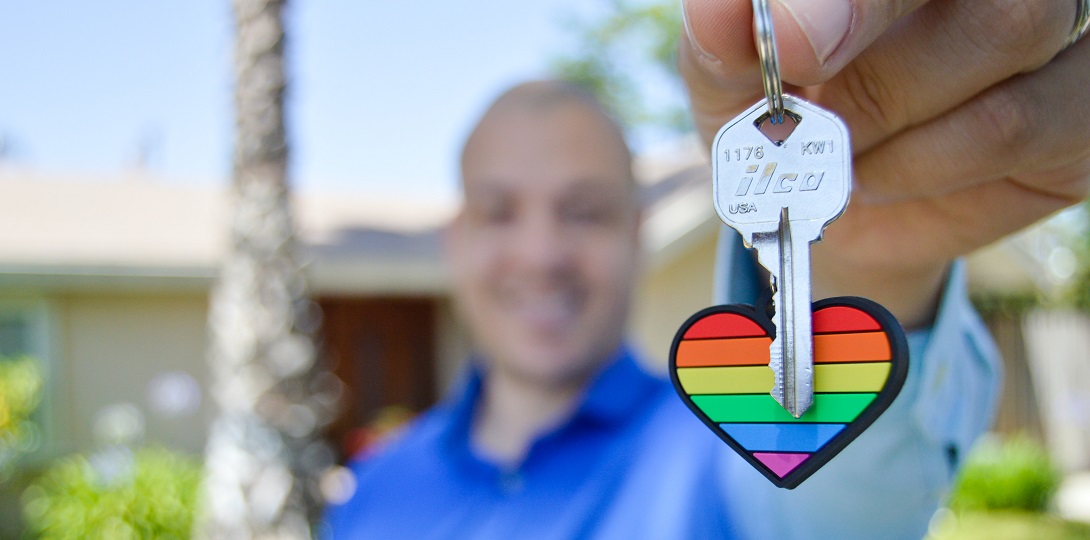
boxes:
[684,313,768,339]
[813,306,880,334]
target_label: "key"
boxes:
[711,95,851,418]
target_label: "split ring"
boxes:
[1063,0,1090,50]
[752,0,785,124]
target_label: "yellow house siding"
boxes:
[631,232,718,372]
[62,292,211,454]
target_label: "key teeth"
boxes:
[771,386,811,418]
[784,400,805,419]
[772,400,804,419]
[789,402,808,419]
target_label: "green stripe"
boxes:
[691,393,876,423]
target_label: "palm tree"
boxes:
[198,0,335,537]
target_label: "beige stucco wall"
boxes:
[630,231,718,373]
[9,230,719,458]
[434,298,472,397]
[58,292,211,455]
[17,289,464,457]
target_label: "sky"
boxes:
[0,0,636,202]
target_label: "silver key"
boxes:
[712,95,851,418]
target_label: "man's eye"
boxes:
[563,204,613,225]
[486,210,513,224]
[474,204,513,225]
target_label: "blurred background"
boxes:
[1,0,1088,538]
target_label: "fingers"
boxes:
[682,0,1081,148]
[852,37,1090,202]
[811,175,1077,325]
[681,0,929,143]
[818,172,1080,276]
[682,0,930,84]
[817,0,1077,153]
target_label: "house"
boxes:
[0,148,1064,461]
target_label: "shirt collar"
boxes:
[575,345,662,425]
[438,345,662,462]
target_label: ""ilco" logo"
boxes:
[734,162,825,196]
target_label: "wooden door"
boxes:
[317,296,437,459]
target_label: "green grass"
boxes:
[928,510,1090,540]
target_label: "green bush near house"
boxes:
[929,511,1090,540]
[21,447,202,540]
[926,434,1090,540]
[948,434,1060,513]
[0,356,42,479]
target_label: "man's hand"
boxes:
[680,0,1090,327]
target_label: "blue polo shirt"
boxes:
[324,229,1001,539]
[323,349,736,539]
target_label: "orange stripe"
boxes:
[676,337,772,367]
[814,332,890,363]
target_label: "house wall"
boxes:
[5,230,719,460]
[434,298,471,397]
[630,231,718,373]
[2,285,465,462]
[59,292,212,455]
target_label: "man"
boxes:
[327,79,741,537]
[326,0,1089,537]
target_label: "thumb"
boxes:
[681,0,926,141]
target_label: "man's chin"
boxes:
[509,316,582,339]
[499,348,604,389]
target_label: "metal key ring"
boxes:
[1063,0,1090,50]
[752,0,785,124]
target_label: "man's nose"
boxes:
[512,211,572,272]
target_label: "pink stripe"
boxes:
[752,452,810,477]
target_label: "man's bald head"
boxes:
[460,80,634,191]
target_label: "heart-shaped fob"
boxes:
[670,296,908,489]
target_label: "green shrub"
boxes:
[948,434,1060,513]
[0,356,43,479]
[928,511,1090,540]
[22,447,202,540]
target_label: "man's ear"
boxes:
[441,210,466,270]
[631,206,646,278]
[631,205,644,248]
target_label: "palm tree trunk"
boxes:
[198,0,334,537]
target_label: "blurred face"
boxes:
[448,101,641,388]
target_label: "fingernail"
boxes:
[779,0,852,64]
[682,0,721,63]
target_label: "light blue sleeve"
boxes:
[712,226,1003,540]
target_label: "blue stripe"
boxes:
[718,423,846,453]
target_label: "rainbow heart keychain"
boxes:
[670,298,907,488]
[670,0,908,488]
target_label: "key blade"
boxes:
[776,208,812,418]
[755,209,814,418]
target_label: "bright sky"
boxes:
[0,0,625,202]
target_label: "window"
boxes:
[0,299,58,457]
[0,311,33,356]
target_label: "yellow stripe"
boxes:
[679,362,891,395]
[676,366,773,394]
[814,362,890,392]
